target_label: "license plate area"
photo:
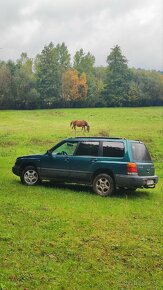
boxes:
[146,180,154,186]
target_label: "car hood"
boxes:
[17,154,44,160]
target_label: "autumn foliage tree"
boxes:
[78,73,88,99]
[62,69,88,103]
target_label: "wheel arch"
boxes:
[20,162,38,174]
[92,169,115,185]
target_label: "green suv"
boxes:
[12,137,158,196]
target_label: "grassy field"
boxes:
[0,107,163,290]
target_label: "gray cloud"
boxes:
[0,0,162,70]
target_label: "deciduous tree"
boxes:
[35,42,71,107]
[62,69,88,103]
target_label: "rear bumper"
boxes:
[115,174,158,188]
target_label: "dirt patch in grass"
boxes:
[139,137,153,143]
[97,130,110,137]
[48,111,66,116]
[0,140,17,147]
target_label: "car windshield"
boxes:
[131,142,152,162]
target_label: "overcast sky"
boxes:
[0,0,162,70]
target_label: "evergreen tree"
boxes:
[105,45,131,106]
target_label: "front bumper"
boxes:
[115,174,158,189]
[12,165,20,176]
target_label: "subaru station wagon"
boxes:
[12,137,158,196]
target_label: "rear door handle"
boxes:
[65,157,69,162]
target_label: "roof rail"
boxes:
[69,136,126,140]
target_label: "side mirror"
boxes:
[46,150,52,155]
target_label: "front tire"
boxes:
[93,173,114,197]
[21,166,39,186]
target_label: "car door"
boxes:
[40,141,78,180]
[68,141,100,183]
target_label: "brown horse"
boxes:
[70,120,90,132]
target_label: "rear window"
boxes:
[131,142,151,162]
[103,142,124,157]
[75,141,99,156]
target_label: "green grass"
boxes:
[0,107,163,289]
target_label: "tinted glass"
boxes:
[103,142,124,157]
[75,142,99,156]
[131,142,151,162]
[52,142,78,156]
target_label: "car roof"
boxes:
[66,137,126,142]
[65,137,143,143]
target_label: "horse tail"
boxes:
[70,121,73,127]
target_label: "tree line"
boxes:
[0,43,162,109]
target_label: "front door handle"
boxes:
[91,158,97,163]
[65,157,69,162]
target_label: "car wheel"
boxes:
[21,166,40,186]
[93,174,114,196]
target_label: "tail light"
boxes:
[127,162,138,175]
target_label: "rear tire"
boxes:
[21,166,40,186]
[93,173,114,197]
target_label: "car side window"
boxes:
[52,142,78,156]
[103,142,124,157]
[75,142,99,156]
